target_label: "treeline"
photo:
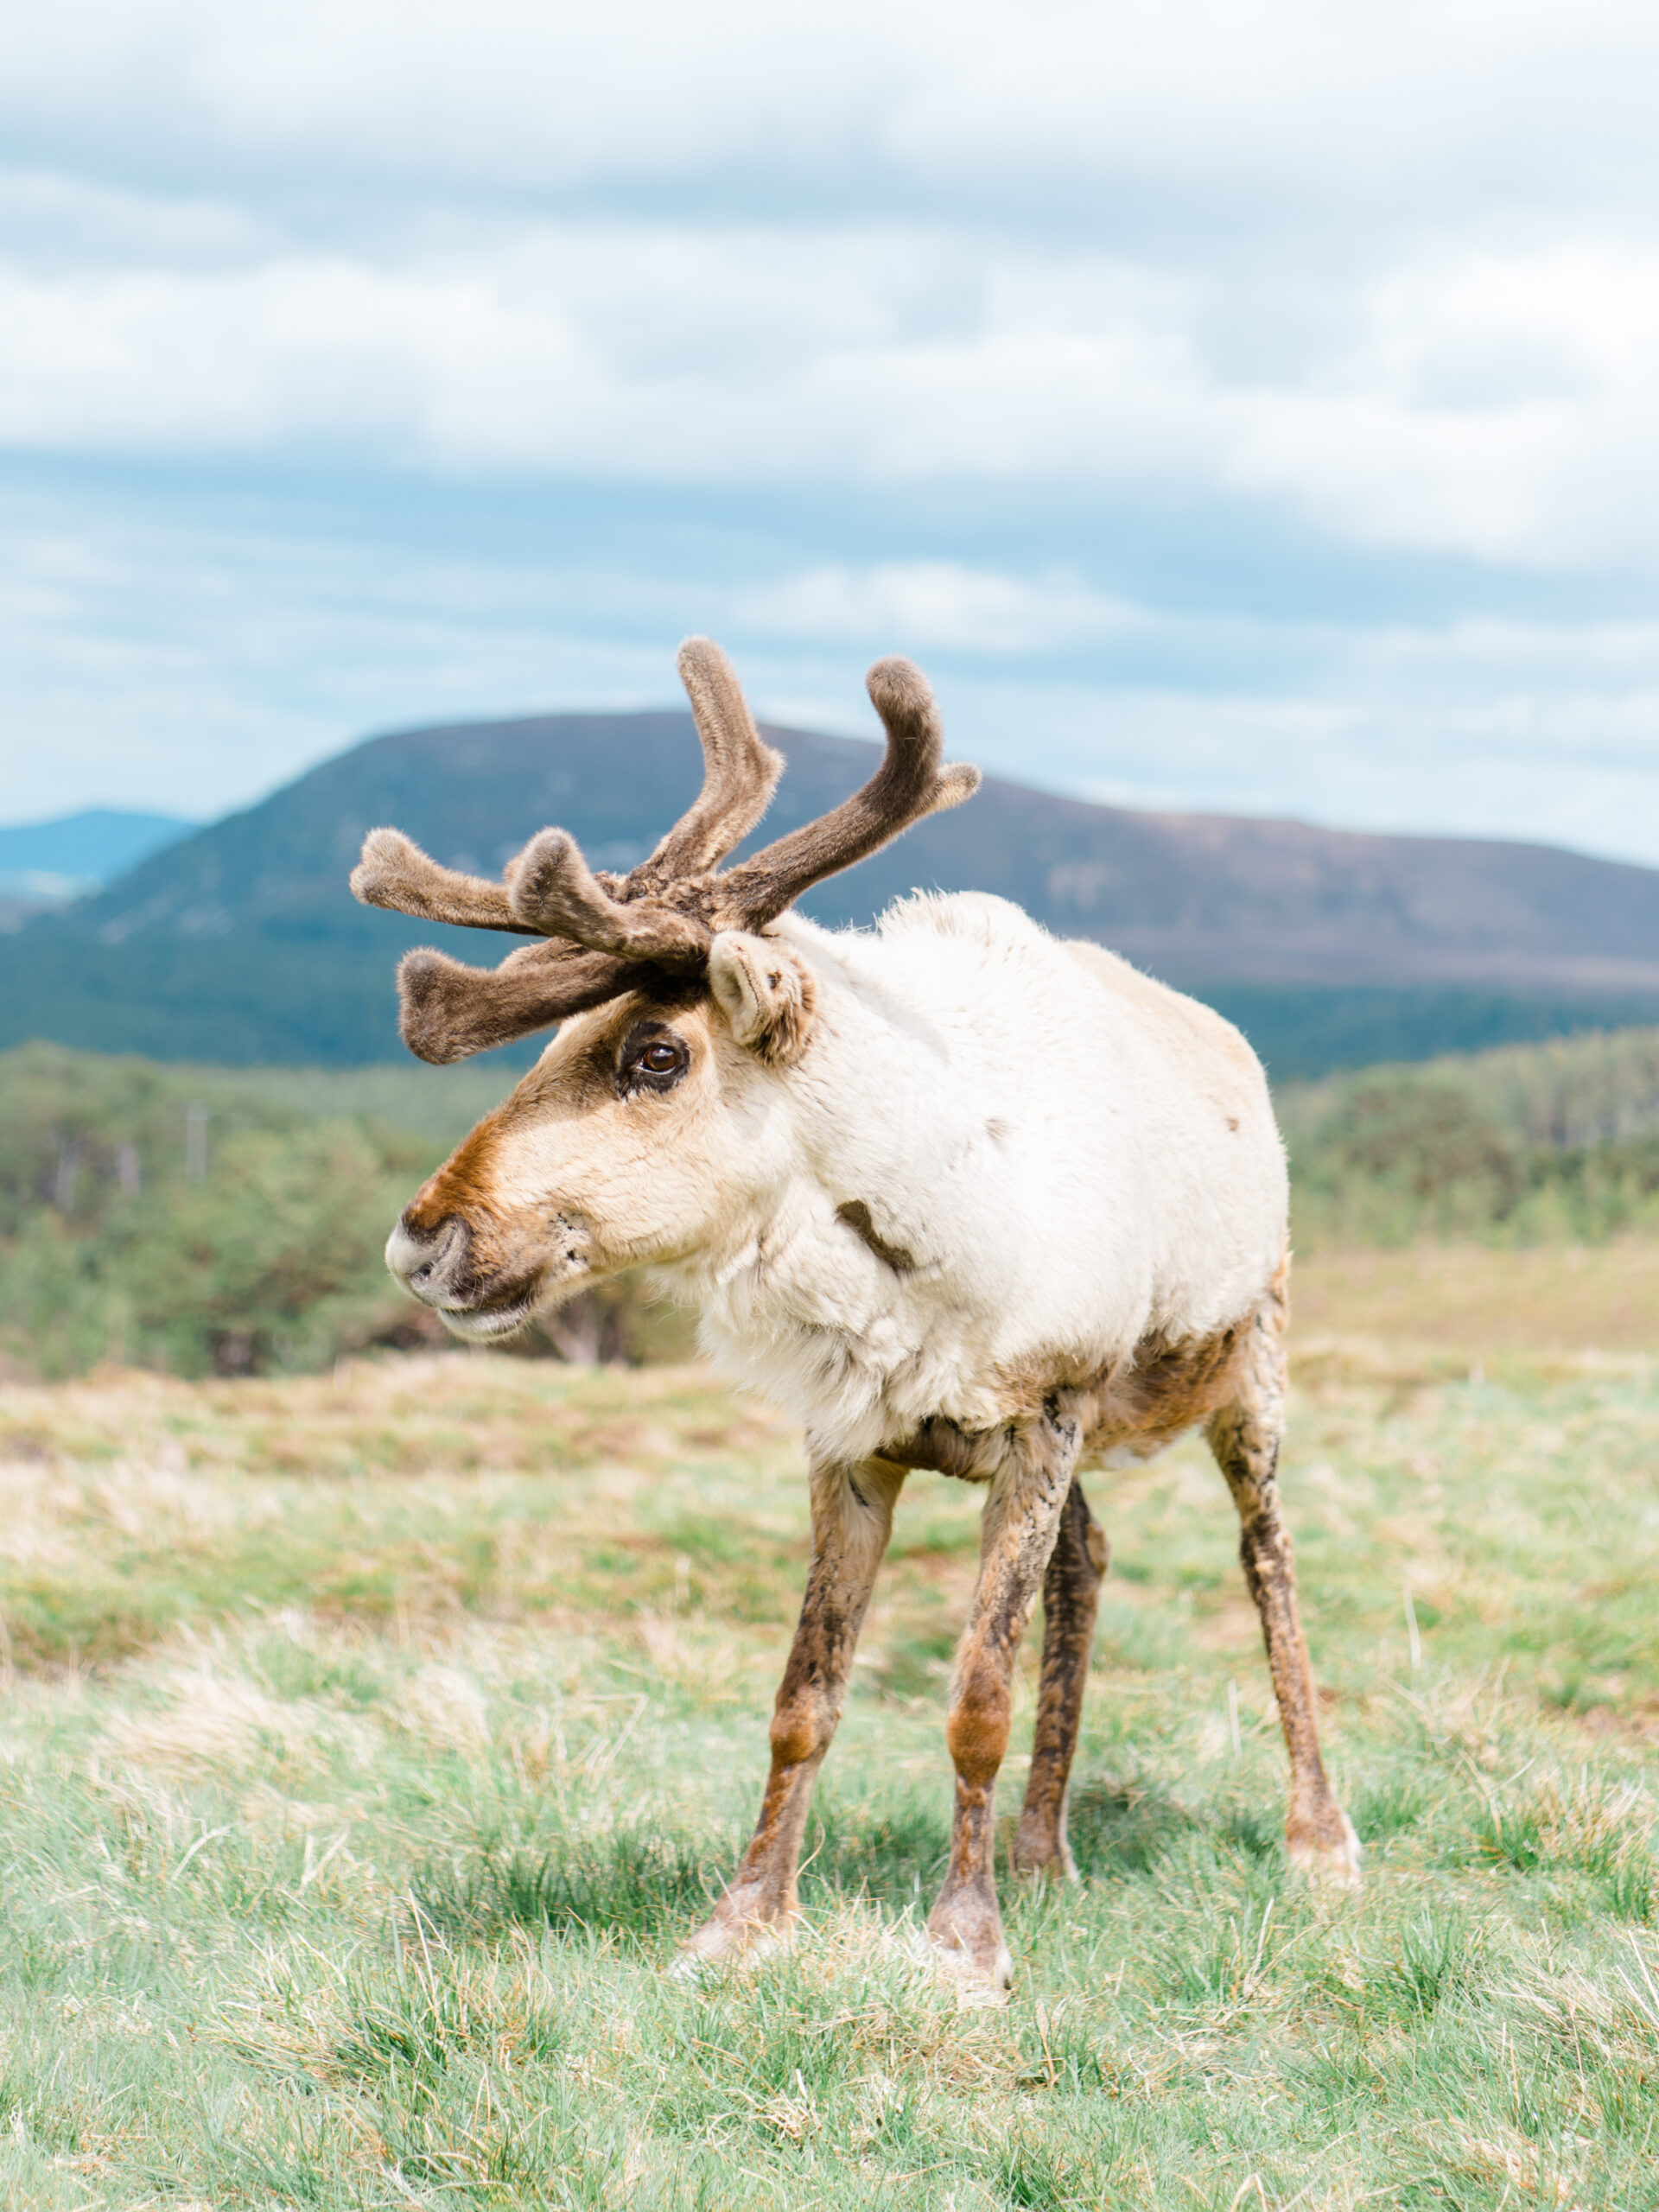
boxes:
[6,1027,1659,1382]
[1281,1026,1659,1249]
[0,1046,687,1381]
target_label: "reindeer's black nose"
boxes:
[385,1213,471,1305]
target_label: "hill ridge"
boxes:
[8,705,1659,1074]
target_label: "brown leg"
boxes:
[1205,1298,1359,1886]
[676,1454,905,1967]
[1011,1478,1109,1880]
[928,1397,1083,1994]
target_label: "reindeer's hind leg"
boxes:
[1011,1478,1109,1880]
[1206,1288,1359,1886]
[676,1454,905,1970]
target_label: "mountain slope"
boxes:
[8,708,1659,1075]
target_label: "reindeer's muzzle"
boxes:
[385,1212,541,1340]
[386,1212,469,1300]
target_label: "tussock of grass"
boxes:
[413,1826,723,1943]
[3,1341,1659,2202]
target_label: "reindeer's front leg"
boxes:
[929,1397,1082,1995]
[677,1454,905,1969]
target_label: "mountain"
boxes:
[0,809,197,904]
[6,709,1658,1077]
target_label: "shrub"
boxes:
[0,1045,688,1379]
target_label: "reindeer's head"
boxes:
[353,639,979,1339]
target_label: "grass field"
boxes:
[1290,1243,1659,1357]
[3,1256,1659,2207]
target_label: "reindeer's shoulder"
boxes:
[874,889,1046,955]
[778,893,1064,1010]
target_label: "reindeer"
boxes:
[353,639,1359,1996]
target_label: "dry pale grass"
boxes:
[1293,1239,1659,1357]
[0,1350,791,1484]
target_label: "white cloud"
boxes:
[1222,241,1659,566]
[2,219,1657,577]
[3,0,1659,860]
[4,481,1657,865]
[734,562,1143,654]
[7,0,1659,212]
[3,2,1659,575]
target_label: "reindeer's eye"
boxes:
[618,1023,690,1095]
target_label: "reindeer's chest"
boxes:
[682,1188,1088,1464]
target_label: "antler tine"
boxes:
[351,828,537,935]
[359,642,977,1063]
[716,655,981,931]
[631,638,785,885]
[396,938,651,1065]
[506,828,710,967]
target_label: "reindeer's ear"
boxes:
[708,932,817,1066]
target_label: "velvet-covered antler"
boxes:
[393,941,651,1065]
[645,636,785,880]
[352,638,979,1062]
[716,656,978,932]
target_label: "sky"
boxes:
[3,1,1659,861]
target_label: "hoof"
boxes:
[909,1924,1014,2007]
[1008,1829,1079,1885]
[670,1903,796,1980]
[1287,1807,1362,1891]
[922,1889,1014,2006]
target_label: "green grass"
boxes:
[3,1342,1659,2205]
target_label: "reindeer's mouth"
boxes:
[440,1304,532,1342]
[435,1277,543,1341]
[386,1211,593,1341]
[441,1250,597,1341]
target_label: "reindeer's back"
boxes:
[1060,938,1271,1120]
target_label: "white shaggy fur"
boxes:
[656,893,1287,1465]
